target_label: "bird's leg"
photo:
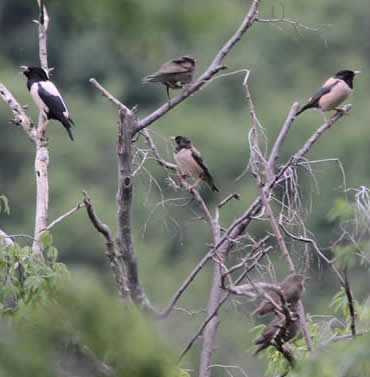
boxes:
[166,85,171,104]
[37,115,49,137]
[187,178,201,192]
[177,171,188,189]
[321,111,328,123]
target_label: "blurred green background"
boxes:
[1,0,370,375]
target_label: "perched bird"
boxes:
[143,56,196,100]
[253,274,305,316]
[296,70,360,122]
[172,136,219,192]
[254,315,301,356]
[21,66,74,140]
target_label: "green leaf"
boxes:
[0,195,10,215]
[328,198,354,223]
[39,231,53,249]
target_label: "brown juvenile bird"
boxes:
[296,70,360,122]
[142,56,196,100]
[254,315,301,356]
[252,274,305,316]
[172,136,219,192]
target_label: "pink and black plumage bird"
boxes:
[296,69,360,122]
[21,66,74,140]
[143,56,196,100]
[172,136,218,192]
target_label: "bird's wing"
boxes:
[37,81,69,118]
[159,60,192,74]
[304,80,340,108]
[191,149,211,177]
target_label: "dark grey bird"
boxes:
[254,315,300,356]
[143,56,196,100]
[21,66,74,140]
[172,136,218,192]
[253,274,305,316]
[296,70,360,122]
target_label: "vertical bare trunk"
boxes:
[32,138,49,252]
[199,262,222,377]
[32,1,50,253]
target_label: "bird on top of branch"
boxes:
[21,66,75,140]
[252,274,305,317]
[142,56,196,100]
[296,69,360,122]
[172,136,219,192]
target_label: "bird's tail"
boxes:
[61,117,74,141]
[142,73,163,84]
[295,105,309,117]
[208,179,219,193]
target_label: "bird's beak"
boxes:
[19,66,29,74]
[354,70,361,75]
[170,136,176,141]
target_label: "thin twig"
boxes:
[89,78,132,114]
[177,247,272,363]
[265,102,300,181]
[343,267,356,337]
[82,191,129,299]
[141,129,177,170]
[0,83,36,142]
[44,202,85,231]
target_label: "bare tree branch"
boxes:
[141,129,177,171]
[0,83,36,142]
[44,202,85,231]
[82,191,129,300]
[178,247,272,364]
[266,102,300,180]
[0,228,15,247]
[89,78,132,114]
[32,0,52,254]
[116,109,156,311]
[137,0,261,132]
[343,267,356,337]
[37,0,49,71]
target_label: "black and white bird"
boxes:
[296,69,360,122]
[21,66,74,140]
[143,56,196,100]
[172,136,218,192]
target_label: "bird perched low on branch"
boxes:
[172,136,219,192]
[254,315,301,356]
[21,66,75,140]
[252,274,305,316]
[143,56,196,100]
[296,69,360,122]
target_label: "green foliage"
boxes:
[0,195,9,215]
[292,334,370,377]
[330,287,360,327]
[328,199,354,223]
[0,273,177,377]
[0,235,69,315]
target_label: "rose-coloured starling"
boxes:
[296,70,360,122]
[172,136,218,192]
[21,66,74,140]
